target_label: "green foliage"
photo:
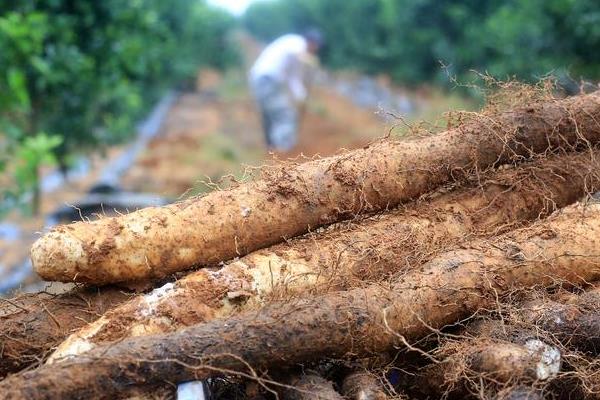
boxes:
[0,0,239,215]
[14,133,62,187]
[243,0,600,86]
[13,133,62,215]
[1,133,62,216]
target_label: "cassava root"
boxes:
[0,286,132,376]
[283,374,343,400]
[409,320,561,398]
[518,288,600,354]
[49,150,600,361]
[31,92,600,284]
[341,372,389,400]
[4,201,600,399]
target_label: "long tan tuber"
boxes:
[410,321,562,398]
[31,92,600,284]
[4,201,600,399]
[49,151,600,361]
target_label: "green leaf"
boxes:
[6,68,30,109]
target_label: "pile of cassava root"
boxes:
[2,87,600,399]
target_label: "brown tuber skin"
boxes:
[0,286,132,376]
[3,202,600,399]
[341,372,389,400]
[31,92,600,284]
[413,290,600,400]
[50,150,600,360]
[411,321,562,398]
[283,374,343,400]
[518,289,600,354]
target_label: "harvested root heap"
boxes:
[3,201,600,399]
[31,91,600,284]
[48,150,600,361]
[4,90,600,399]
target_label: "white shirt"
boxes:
[250,34,312,102]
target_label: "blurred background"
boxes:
[0,0,599,294]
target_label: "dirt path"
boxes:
[120,69,387,197]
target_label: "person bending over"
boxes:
[250,29,323,152]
